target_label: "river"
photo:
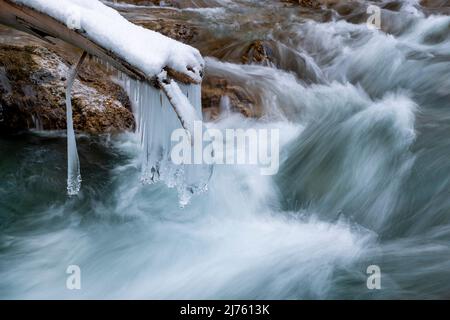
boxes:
[1,0,450,299]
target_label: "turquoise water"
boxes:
[1,1,450,299]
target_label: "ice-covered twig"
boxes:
[66,51,87,196]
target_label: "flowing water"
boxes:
[1,0,450,299]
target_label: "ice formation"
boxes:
[65,53,86,196]
[120,73,213,207]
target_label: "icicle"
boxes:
[66,52,87,196]
[120,74,213,207]
[157,72,201,138]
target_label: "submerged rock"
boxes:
[241,40,274,66]
[420,0,450,15]
[201,75,260,119]
[138,19,198,44]
[281,0,322,8]
[0,44,134,134]
[121,0,176,6]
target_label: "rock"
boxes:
[281,0,322,8]
[201,76,260,119]
[0,44,134,134]
[138,20,198,44]
[419,0,450,15]
[117,0,175,6]
[241,40,274,66]
[282,0,356,8]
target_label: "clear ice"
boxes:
[66,63,82,196]
[120,74,213,207]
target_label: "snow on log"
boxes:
[0,0,204,84]
[157,71,201,138]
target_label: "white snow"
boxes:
[14,0,204,81]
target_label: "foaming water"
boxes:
[0,125,373,299]
[1,1,450,299]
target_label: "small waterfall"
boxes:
[219,95,231,116]
[120,74,212,206]
[31,114,44,131]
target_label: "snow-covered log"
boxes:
[0,0,204,85]
[66,51,86,196]
[0,0,204,133]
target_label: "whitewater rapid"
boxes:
[1,1,450,299]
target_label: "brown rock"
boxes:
[419,0,450,15]
[281,0,350,8]
[0,44,134,134]
[201,76,260,119]
[281,0,322,8]
[116,0,175,6]
[241,40,274,66]
[138,19,198,44]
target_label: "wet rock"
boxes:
[381,1,404,12]
[138,20,198,44]
[201,76,260,119]
[420,0,450,15]
[119,0,175,6]
[0,44,134,134]
[281,0,365,12]
[281,0,321,8]
[282,0,374,25]
[241,40,274,66]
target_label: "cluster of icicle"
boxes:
[66,56,212,206]
[118,73,212,207]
